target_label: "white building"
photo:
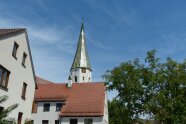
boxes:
[32,23,109,124]
[0,29,36,124]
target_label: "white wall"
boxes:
[102,92,109,124]
[0,32,35,123]
[61,117,103,124]
[60,92,108,124]
[71,68,92,83]
[32,102,62,124]
[32,101,106,124]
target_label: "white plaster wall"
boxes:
[32,102,61,124]
[71,68,92,83]
[0,32,35,123]
[102,92,109,124]
[61,117,103,124]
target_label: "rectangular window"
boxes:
[21,83,27,99]
[82,68,86,73]
[32,102,38,113]
[12,42,19,59]
[84,119,93,124]
[55,120,60,124]
[70,119,78,124]
[43,103,50,112]
[56,103,62,111]
[31,120,34,124]
[42,120,48,124]
[22,52,27,67]
[0,65,10,89]
[18,112,23,124]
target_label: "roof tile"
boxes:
[35,77,105,116]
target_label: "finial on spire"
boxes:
[82,17,84,22]
[81,17,84,33]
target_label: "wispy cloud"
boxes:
[88,39,113,50]
[0,4,76,82]
[158,33,186,58]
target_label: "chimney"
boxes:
[67,75,72,88]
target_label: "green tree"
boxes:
[0,95,18,124]
[24,119,33,124]
[108,99,128,124]
[104,50,186,124]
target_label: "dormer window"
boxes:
[22,52,27,67]
[12,42,19,59]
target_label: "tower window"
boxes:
[12,42,19,59]
[75,76,77,82]
[82,68,86,73]
[83,76,85,81]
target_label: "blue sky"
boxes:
[1,0,186,99]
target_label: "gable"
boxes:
[0,29,37,88]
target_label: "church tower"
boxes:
[70,22,92,83]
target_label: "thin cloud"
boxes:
[158,33,186,57]
[0,8,75,82]
[0,14,75,53]
[89,40,113,50]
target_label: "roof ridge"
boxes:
[0,28,25,30]
[0,28,26,37]
[36,76,56,84]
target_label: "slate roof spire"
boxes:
[71,22,91,70]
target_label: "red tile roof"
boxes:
[0,28,25,37]
[36,76,54,84]
[35,77,106,117]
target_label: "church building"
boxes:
[31,23,109,124]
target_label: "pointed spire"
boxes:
[71,22,91,70]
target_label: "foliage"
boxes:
[104,50,186,124]
[108,99,128,124]
[24,119,33,124]
[0,95,18,124]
